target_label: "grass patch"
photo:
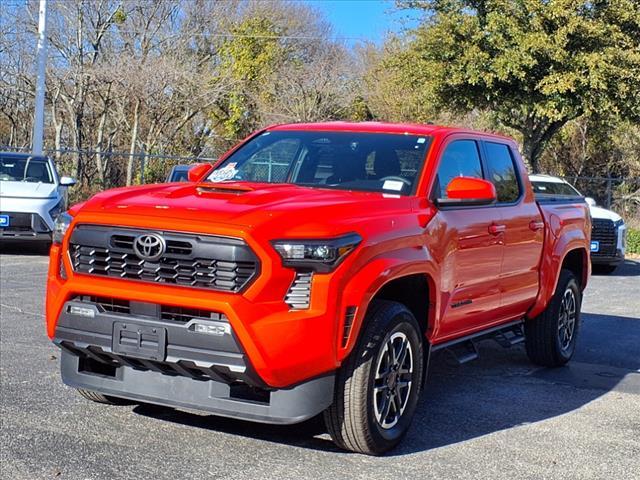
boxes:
[627,228,640,255]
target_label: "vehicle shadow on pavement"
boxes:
[132,311,640,456]
[132,404,341,452]
[592,260,640,277]
[0,242,50,256]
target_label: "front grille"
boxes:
[0,212,49,233]
[76,295,131,314]
[591,219,617,257]
[161,305,227,323]
[71,295,228,323]
[69,225,259,292]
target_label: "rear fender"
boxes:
[528,224,589,319]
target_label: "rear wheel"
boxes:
[76,388,135,405]
[324,300,424,455]
[525,269,581,367]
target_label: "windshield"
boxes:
[531,179,581,196]
[207,131,432,195]
[0,156,54,183]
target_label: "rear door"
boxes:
[428,137,504,340]
[481,141,544,318]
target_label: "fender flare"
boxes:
[528,237,589,319]
[336,246,439,362]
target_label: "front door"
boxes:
[427,137,504,340]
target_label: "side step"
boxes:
[432,320,525,365]
[447,340,479,364]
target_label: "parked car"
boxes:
[165,165,190,182]
[46,123,591,454]
[0,152,75,244]
[530,174,626,274]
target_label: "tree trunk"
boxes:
[126,99,141,186]
[51,89,63,163]
[521,134,541,174]
[520,120,567,174]
[95,108,108,187]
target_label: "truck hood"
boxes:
[0,181,58,199]
[589,204,622,222]
[78,182,411,232]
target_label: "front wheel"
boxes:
[525,269,582,367]
[324,300,425,455]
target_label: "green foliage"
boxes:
[112,8,126,24]
[392,0,640,171]
[627,228,640,255]
[214,17,288,140]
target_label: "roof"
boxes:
[0,151,48,161]
[267,121,513,141]
[529,174,566,183]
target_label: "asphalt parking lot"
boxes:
[1,246,639,480]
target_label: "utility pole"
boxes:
[32,0,48,156]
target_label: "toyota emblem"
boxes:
[133,233,166,261]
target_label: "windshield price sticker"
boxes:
[383,180,404,191]
[209,163,238,183]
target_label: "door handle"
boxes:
[488,223,506,235]
[529,220,545,231]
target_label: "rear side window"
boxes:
[434,140,483,198]
[484,142,521,203]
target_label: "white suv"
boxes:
[0,152,76,244]
[530,174,626,274]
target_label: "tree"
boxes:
[394,0,640,172]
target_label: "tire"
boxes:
[324,300,425,455]
[76,388,134,405]
[525,269,581,367]
[592,264,618,275]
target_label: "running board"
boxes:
[432,320,525,365]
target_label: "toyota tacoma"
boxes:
[46,123,591,454]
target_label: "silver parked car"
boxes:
[0,152,75,243]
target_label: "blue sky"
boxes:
[302,0,421,44]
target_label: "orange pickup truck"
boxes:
[46,122,591,454]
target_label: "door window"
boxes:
[434,140,483,198]
[484,142,521,203]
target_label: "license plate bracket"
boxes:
[112,322,166,361]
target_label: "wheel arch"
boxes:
[527,245,589,319]
[338,258,438,364]
[561,248,589,290]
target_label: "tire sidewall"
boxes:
[364,310,424,448]
[553,273,581,362]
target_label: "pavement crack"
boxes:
[0,303,45,318]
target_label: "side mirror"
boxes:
[59,176,76,187]
[436,177,497,207]
[585,197,597,207]
[187,163,213,183]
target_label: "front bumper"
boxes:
[54,298,335,424]
[0,211,52,240]
[590,248,625,265]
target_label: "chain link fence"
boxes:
[563,176,640,227]
[2,146,639,226]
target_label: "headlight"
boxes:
[48,199,63,219]
[272,233,362,273]
[613,219,625,229]
[52,211,73,245]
